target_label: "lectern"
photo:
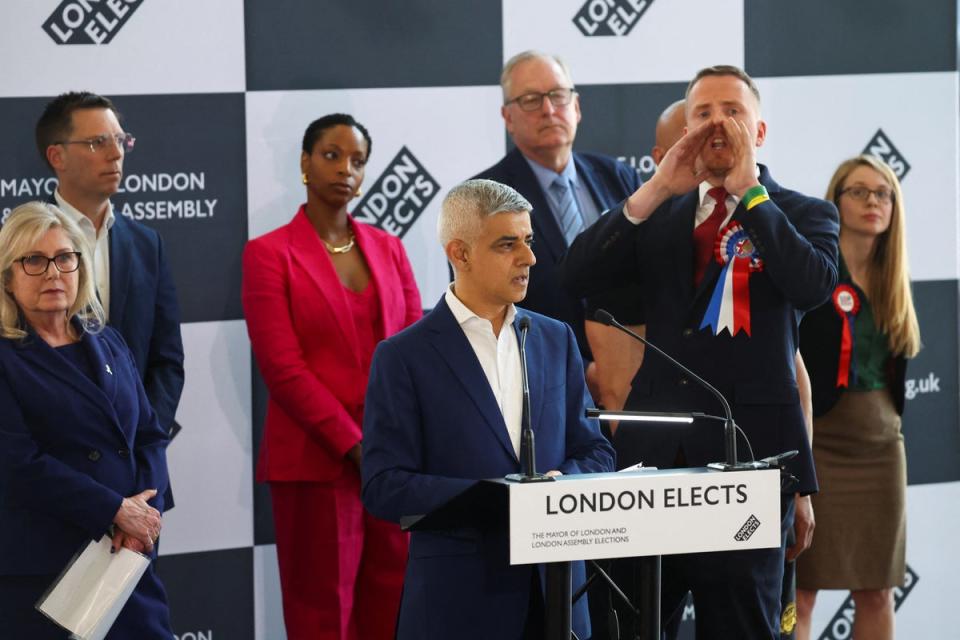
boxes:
[403,467,781,640]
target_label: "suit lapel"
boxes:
[513,311,545,437]
[574,154,611,210]
[664,192,699,307]
[15,329,126,442]
[352,218,392,336]
[287,208,361,366]
[426,299,518,462]
[505,150,566,262]
[107,217,132,327]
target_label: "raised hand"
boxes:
[720,117,761,197]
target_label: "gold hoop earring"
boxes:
[354,187,363,199]
[301,173,308,185]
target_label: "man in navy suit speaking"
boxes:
[362,179,614,640]
[35,93,185,507]
[560,66,839,639]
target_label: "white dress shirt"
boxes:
[445,285,523,458]
[55,191,115,319]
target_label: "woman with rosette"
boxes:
[795,155,921,640]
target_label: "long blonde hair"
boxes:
[825,155,920,358]
[0,201,104,339]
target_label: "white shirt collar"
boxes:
[445,283,517,329]
[54,190,115,235]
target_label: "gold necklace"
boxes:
[323,233,356,254]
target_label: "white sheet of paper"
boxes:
[36,536,150,640]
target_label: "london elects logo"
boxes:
[573,0,653,37]
[734,514,761,542]
[353,146,439,239]
[43,0,145,45]
[817,565,917,640]
[863,128,911,180]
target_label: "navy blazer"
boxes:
[560,166,839,494]
[361,298,615,640]
[0,325,170,576]
[107,213,185,439]
[474,148,643,359]
[41,198,185,440]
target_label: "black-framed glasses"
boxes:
[54,132,136,154]
[505,88,577,112]
[839,186,893,203]
[17,252,81,276]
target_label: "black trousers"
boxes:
[660,495,796,640]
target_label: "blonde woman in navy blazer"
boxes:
[0,202,172,639]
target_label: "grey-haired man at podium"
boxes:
[362,178,614,640]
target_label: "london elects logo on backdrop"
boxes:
[818,565,917,640]
[43,0,145,45]
[354,146,440,239]
[863,128,911,180]
[573,0,653,36]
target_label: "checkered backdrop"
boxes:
[0,1,957,638]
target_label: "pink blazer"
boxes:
[242,206,422,482]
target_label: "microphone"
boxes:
[506,316,553,483]
[593,309,754,471]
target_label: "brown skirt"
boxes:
[797,389,906,590]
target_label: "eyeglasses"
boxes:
[505,88,577,112]
[55,132,136,154]
[839,186,893,204]
[17,252,81,276]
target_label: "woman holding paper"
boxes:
[0,202,173,638]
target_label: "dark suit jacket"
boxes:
[0,325,170,576]
[107,214,185,438]
[361,298,615,640]
[560,166,839,494]
[474,148,643,359]
[799,286,908,417]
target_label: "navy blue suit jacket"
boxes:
[0,325,170,576]
[361,298,615,640]
[474,148,643,359]
[107,214,185,441]
[561,166,839,494]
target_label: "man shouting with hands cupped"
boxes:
[559,65,839,640]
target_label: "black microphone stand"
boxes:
[505,316,553,483]
[594,309,760,471]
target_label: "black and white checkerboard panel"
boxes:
[0,1,956,638]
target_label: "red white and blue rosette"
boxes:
[699,222,764,337]
[832,284,861,387]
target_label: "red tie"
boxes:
[692,187,728,286]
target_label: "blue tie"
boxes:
[550,176,584,246]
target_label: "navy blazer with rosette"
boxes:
[560,165,839,495]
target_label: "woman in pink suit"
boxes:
[242,114,422,640]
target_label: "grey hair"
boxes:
[500,50,574,102]
[0,201,104,339]
[437,179,532,247]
